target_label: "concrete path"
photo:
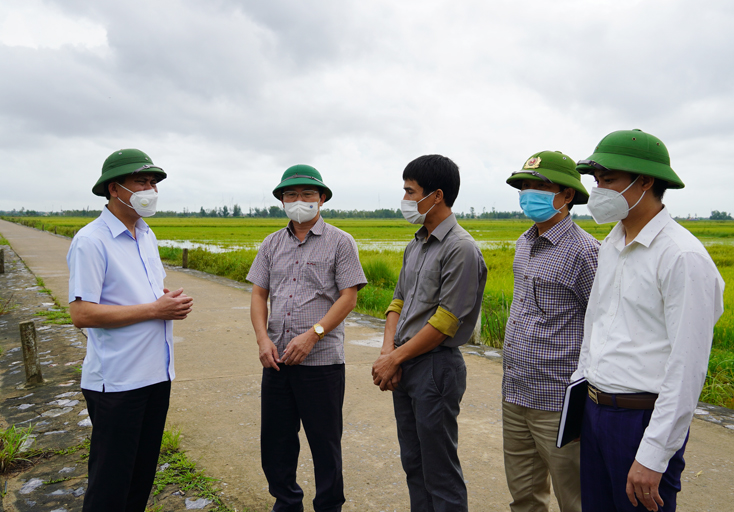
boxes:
[2,218,733,511]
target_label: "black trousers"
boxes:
[81,380,171,512]
[261,363,346,512]
[392,347,468,512]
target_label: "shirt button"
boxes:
[286,329,290,333]
[520,299,524,302]
[507,366,512,370]
[293,278,296,281]
[289,295,292,298]
[296,261,299,264]
[287,313,291,316]
[513,321,516,325]
[524,275,528,280]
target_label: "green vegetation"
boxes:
[5,216,734,408]
[0,424,34,472]
[153,427,238,512]
[0,294,15,316]
[33,277,73,325]
[0,235,8,245]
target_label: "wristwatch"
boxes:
[313,323,325,340]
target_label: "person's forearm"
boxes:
[250,291,270,343]
[70,301,155,329]
[381,311,399,354]
[316,287,358,336]
[391,323,447,365]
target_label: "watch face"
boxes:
[315,325,324,334]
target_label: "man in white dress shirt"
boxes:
[572,129,724,512]
[68,149,193,511]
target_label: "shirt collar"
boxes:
[630,206,671,248]
[607,206,671,250]
[287,214,325,239]
[415,213,457,243]
[100,206,149,238]
[523,214,573,246]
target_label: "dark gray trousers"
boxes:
[392,347,468,512]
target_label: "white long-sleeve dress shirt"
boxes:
[572,207,724,473]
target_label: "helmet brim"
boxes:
[506,169,590,205]
[576,153,684,189]
[272,176,332,201]
[93,164,167,197]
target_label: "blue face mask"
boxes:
[518,189,562,223]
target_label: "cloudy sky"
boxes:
[1,0,732,217]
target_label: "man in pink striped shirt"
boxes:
[247,164,367,512]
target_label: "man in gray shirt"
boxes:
[372,154,488,512]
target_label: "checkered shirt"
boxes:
[247,216,367,366]
[503,215,600,411]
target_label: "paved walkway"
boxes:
[2,218,733,511]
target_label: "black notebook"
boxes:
[556,378,588,448]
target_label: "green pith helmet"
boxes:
[92,149,166,197]
[576,129,684,189]
[506,150,590,204]
[272,164,332,202]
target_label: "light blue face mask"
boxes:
[518,189,562,223]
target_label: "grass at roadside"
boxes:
[0,424,35,472]
[152,427,240,512]
[33,277,73,325]
[0,235,8,245]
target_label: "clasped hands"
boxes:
[371,347,402,391]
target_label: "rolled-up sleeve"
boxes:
[67,236,106,304]
[433,238,485,332]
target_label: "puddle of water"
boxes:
[159,239,515,253]
[348,336,383,348]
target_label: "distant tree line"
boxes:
[2,206,733,221]
[710,210,733,220]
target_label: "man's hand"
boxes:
[626,459,664,511]
[154,288,193,320]
[282,329,319,366]
[257,337,281,370]
[372,353,401,391]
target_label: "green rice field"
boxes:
[5,215,734,407]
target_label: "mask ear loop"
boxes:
[622,176,645,212]
[113,183,136,210]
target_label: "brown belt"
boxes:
[588,384,658,410]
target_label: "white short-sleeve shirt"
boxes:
[67,207,174,392]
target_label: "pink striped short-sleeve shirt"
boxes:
[247,216,367,366]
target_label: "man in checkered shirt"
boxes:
[502,151,600,512]
[247,165,367,512]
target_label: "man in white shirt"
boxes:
[68,149,193,512]
[572,129,725,512]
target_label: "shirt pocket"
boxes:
[531,276,566,317]
[416,269,441,305]
[303,260,333,290]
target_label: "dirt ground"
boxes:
[2,218,733,511]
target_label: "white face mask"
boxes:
[117,184,158,217]
[586,176,645,224]
[401,191,436,225]
[284,200,319,224]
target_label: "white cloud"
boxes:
[0,0,107,50]
[0,0,733,218]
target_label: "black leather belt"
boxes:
[588,384,657,410]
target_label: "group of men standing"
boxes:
[67,128,723,512]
